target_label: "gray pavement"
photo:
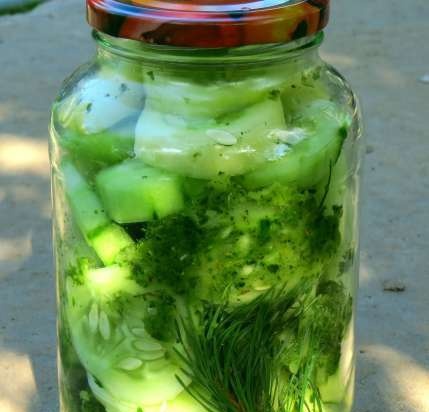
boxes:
[0,0,428,411]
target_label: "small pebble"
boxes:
[366,145,375,154]
[419,74,429,84]
[382,279,406,292]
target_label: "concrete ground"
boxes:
[0,0,428,411]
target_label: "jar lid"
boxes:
[87,0,329,48]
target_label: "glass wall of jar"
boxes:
[50,5,362,411]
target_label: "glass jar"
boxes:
[50,1,362,412]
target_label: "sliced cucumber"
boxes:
[60,161,109,239]
[241,100,351,189]
[135,96,288,179]
[95,159,184,223]
[61,115,136,173]
[60,161,134,263]
[142,70,286,119]
[85,265,142,298]
[88,374,206,412]
[55,72,144,135]
[66,267,190,407]
[89,224,134,265]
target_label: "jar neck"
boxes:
[94,31,323,67]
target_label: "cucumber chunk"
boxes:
[241,100,351,189]
[87,265,142,299]
[60,161,134,263]
[60,161,109,239]
[95,159,184,223]
[135,97,288,179]
[86,265,142,298]
[89,224,134,265]
[61,116,136,173]
[66,267,189,407]
[56,72,144,135]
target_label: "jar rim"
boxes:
[87,0,329,48]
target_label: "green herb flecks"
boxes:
[131,214,202,294]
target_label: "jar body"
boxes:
[50,33,362,412]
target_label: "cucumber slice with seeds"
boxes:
[66,266,190,407]
[135,96,288,179]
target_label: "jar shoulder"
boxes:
[320,62,360,116]
[50,54,362,179]
[52,53,360,129]
[51,56,146,137]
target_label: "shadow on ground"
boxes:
[0,0,47,16]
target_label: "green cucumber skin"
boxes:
[60,161,110,239]
[95,159,185,224]
[241,100,351,189]
[60,161,134,264]
[60,116,136,174]
[88,224,134,265]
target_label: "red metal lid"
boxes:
[87,0,329,48]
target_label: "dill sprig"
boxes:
[282,350,323,412]
[175,284,323,412]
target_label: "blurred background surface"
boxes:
[0,0,428,411]
[0,0,45,15]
